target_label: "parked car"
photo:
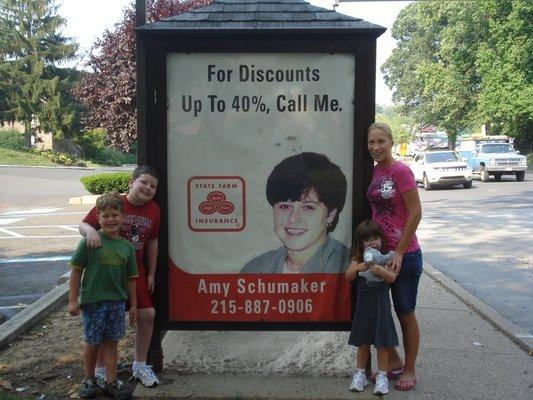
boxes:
[457,139,527,182]
[411,150,473,190]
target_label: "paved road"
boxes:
[0,165,131,212]
[417,173,533,335]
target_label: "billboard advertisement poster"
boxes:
[167,53,355,324]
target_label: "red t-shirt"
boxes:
[83,195,160,274]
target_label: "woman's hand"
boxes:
[389,252,404,274]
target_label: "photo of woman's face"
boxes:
[272,187,335,253]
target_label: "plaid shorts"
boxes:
[81,300,125,346]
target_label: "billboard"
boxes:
[167,53,355,324]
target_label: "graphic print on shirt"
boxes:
[368,176,396,217]
[379,178,396,199]
[121,214,153,251]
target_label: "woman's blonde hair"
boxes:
[368,122,394,142]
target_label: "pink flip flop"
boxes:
[394,377,417,391]
[370,368,404,382]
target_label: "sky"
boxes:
[58,0,411,106]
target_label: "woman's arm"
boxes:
[390,188,422,273]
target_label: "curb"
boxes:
[422,262,532,356]
[0,164,95,170]
[69,194,100,205]
[0,281,69,350]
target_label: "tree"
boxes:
[476,1,533,145]
[376,104,416,144]
[75,0,212,152]
[0,0,77,143]
[382,1,532,147]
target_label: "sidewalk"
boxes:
[134,263,532,399]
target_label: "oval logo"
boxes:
[217,201,234,214]
[207,191,226,203]
[199,202,217,214]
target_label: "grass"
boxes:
[0,147,56,166]
[0,394,20,400]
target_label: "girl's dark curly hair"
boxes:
[352,219,385,262]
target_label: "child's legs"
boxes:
[81,302,108,376]
[84,344,100,378]
[135,307,155,362]
[101,340,119,382]
[93,301,126,371]
[356,345,370,370]
[376,347,390,373]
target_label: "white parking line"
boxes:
[0,255,71,264]
[0,235,79,239]
[0,218,26,225]
[0,227,24,238]
[1,207,62,215]
[4,224,78,229]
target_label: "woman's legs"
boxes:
[396,311,419,383]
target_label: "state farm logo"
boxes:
[188,177,245,232]
[199,191,235,215]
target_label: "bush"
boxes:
[75,129,137,165]
[90,147,137,166]
[0,129,26,150]
[81,172,131,194]
[31,149,85,166]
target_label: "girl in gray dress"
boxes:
[345,220,398,395]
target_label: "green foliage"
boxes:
[74,128,136,165]
[0,129,25,149]
[89,147,137,166]
[0,0,78,138]
[0,146,56,165]
[383,0,532,146]
[74,128,106,159]
[81,172,131,194]
[376,105,416,144]
[30,148,85,166]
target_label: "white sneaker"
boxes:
[374,372,389,395]
[132,364,159,387]
[349,370,368,392]
[94,367,106,389]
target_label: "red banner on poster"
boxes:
[169,260,351,322]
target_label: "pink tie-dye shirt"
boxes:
[366,161,420,253]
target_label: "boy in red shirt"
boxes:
[79,165,160,387]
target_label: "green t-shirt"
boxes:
[70,232,138,305]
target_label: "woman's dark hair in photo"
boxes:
[266,152,347,233]
[352,219,386,262]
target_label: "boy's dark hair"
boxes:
[352,219,385,261]
[132,165,159,182]
[96,191,123,213]
[266,152,347,232]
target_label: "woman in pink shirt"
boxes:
[366,122,422,391]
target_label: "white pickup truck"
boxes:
[457,140,527,182]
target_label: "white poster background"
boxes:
[167,53,354,273]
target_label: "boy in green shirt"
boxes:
[69,192,138,399]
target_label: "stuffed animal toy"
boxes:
[359,247,394,282]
